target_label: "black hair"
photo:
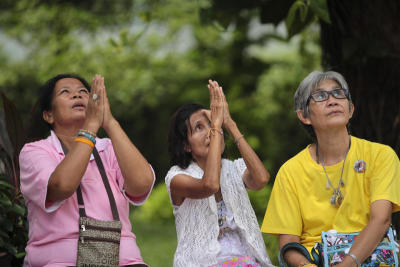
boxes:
[168,103,206,169]
[38,73,91,129]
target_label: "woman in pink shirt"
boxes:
[19,74,155,266]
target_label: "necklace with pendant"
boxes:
[317,137,351,207]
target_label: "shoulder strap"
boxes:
[59,139,120,221]
[92,147,120,221]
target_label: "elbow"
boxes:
[261,171,270,186]
[254,171,270,190]
[203,181,220,195]
[47,179,76,202]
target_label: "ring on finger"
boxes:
[92,93,99,101]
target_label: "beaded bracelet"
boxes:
[79,129,97,138]
[77,131,96,145]
[74,137,94,148]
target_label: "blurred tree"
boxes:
[0,0,319,180]
[204,0,400,153]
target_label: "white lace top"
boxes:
[165,158,274,267]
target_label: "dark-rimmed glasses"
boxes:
[308,88,349,102]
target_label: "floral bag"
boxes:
[312,227,399,267]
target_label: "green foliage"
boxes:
[0,180,28,258]
[248,185,272,219]
[0,93,28,261]
[134,183,174,224]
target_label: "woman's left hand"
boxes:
[100,77,117,131]
[208,80,233,127]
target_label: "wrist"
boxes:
[224,118,236,130]
[103,118,118,132]
[82,121,100,134]
[345,252,361,267]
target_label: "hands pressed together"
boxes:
[86,74,116,133]
[207,79,233,132]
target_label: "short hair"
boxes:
[293,71,353,139]
[38,74,91,129]
[168,103,205,169]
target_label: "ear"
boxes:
[296,110,312,125]
[349,103,355,119]
[43,110,54,125]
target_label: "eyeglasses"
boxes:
[308,88,349,102]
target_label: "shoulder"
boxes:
[19,136,55,158]
[352,136,398,160]
[165,162,202,185]
[279,146,310,172]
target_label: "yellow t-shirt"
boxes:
[261,136,400,252]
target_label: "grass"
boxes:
[132,217,177,266]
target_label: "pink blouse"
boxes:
[19,131,155,267]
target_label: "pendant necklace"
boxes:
[316,137,351,207]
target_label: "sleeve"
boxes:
[165,166,183,196]
[19,143,64,212]
[369,145,400,212]
[260,164,303,236]
[105,140,156,206]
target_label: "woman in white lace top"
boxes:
[165,80,275,267]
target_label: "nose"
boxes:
[326,92,338,105]
[72,92,82,99]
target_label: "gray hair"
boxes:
[294,70,353,117]
[294,71,353,140]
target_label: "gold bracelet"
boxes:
[74,137,94,148]
[234,135,244,144]
[209,128,223,136]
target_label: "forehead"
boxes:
[54,78,85,91]
[189,109,208,125]
[314,79,340,91]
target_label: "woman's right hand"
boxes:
[85,74,105,132]
[208,80,224,129]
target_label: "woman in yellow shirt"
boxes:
[261,71,400,267]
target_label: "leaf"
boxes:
[0,180,14,189]
[9,204,26,216]
[285,1,315,38]
[309,0,331,24]
[1,92,25,157]
[0,110,13,159]
[286,0,307,31]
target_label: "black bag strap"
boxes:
[280,242,317,267]
[60,140,120,221]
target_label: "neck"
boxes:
[53,124,82,150]
[194,156,207,171]
[314,128,350,166]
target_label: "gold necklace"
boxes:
[316,137,351,207]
